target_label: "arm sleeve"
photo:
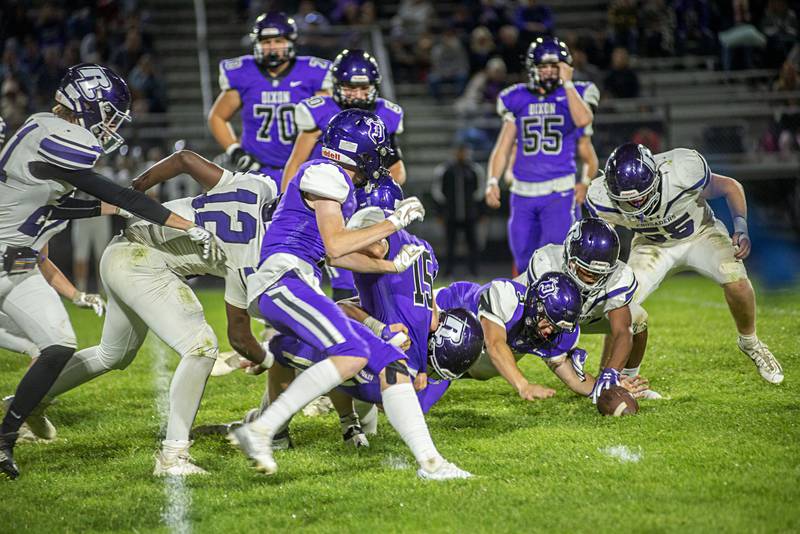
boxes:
[29,162,172,225]
[49,197,101,220]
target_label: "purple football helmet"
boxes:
[355,173,403,212]
[562,218,620,293]
[322,109,393,182]
[525,37,572,93]
[522,272,582,342]
[604,143,661,218]
[428,308,484,380]
[54,63,131,153]
[251,12,298,67]
[331,49,382,109]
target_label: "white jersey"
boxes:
[124,170,277,308]
[0,113,102,249]
[586,148,713,246]
[518,244,638,326]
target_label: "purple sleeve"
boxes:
[416,379,451,413]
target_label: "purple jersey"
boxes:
[436,279,578,358]
[219,55,331,169]
[353,230,437,374]
[258,159,356,280]
[497,81,599,182]
[295,96,404,161]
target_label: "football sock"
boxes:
[46,346,111,398]
[1,345,74,434]
[738,332,759,348]
[381,382,443,471]
[622,366,640,379]
[251,358,341,435]
[0,328,39,358]
[355,400,378,434]
[166,355,214,441]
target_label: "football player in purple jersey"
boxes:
[230,109,471,480]
[208,12,331,191]
[485,37,600,276]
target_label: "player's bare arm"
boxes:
[313,196,405,259]
[208,89,242,150]
[481,317,556,401]
[559,62,593,127]
[546,357,594,396]
[574,135,599,204]
[37,244,105,316]
[281,129,322,192]
[604,305,634,370]
[486,121,516,209]
[132,150,225,192]
[225,303,267,366]
[700,173,750,259]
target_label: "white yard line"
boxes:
[151,337,192,534]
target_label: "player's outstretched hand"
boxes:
[383,323,411,351]
[518,382,556,401]
[733,232,751,260]
[621,374,650,398]
[387,197,425,229]
[392,244,425,273]
[485,184,501,209]
[187,225,221,262]
[73,292,106,317]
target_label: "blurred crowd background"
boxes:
[1,0,798,288]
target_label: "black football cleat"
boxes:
[0,432,19,480]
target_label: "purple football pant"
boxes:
[258,271,402,376]
[271,333,451,413]
[508,190,575,274]
[325,265,356,293]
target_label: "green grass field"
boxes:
[1,275,798,533]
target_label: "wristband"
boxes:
[487,176,499,188]
[733,216,748,235]
[580,175,592,186]
[225,143,241,156]
[363,316,387,337]
[563,80,575,89]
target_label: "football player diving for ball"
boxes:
[587,143,783,384]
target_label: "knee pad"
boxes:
[182,323,219,361]
[630,304,649,335]
[384,360,410,385]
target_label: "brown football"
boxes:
[597,386,639,416]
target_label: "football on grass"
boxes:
[597,386,639,416]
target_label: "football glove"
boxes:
[73,292,106,317]
[186,225,220,262]
[590,367,620,404]
[392,244,426,273]
[226,143,260,172]
[387,197,425,229]
[568,348,588,382]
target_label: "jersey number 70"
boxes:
[253,104,295,145]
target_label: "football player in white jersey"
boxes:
[0,64,215,480]
[518,218,657,401]
[31,150,279,476]
[586,143,783,385]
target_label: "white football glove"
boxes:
[186,225,220,262]
[392,244,426,273]
[386,196,425,229]
[115,206,133,219]
[72,292,106,317]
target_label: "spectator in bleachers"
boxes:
[35,2,67,50]
[0,75,29,132]
[760,0,799,68]
[468,26,496,74]
[770,59,800,156]
[110,28,146,74]
[572,48,602,86]
[431,143,485,276]
[497,25,526,78]
[450,4,478,35]
[514,0,554,43]
[608,0,639,54]
[130,54,168,114]
[604,47,640,98]
[455,57,508,117]
[477,0,511,35]
[428,27,470,102]
[389,0,437,81]
[391,0,436,41]
[33,46,65,110]
[638,0,675,57]
[674,0,715,56]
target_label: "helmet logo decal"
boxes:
[435,314,467,347]
[537,277,559,298]
[74,66,112,101]
[365,117,385,145]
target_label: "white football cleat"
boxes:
[228,424,277,474]
[211,351,247,377]
[417,459,472,481]
[302,396,334,417]
[738,339,784,384]
[637,389,664,400]
[153,440,208,476]
[3,395,56,440]
[357,403,378,435]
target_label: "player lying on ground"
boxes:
[15,150,278,477]
[436,273,649,403]
[587,143,783,384]
[0,64,216,480]
[209,11,331,190]
[230,109,471,480]
[282,48,407,302]
[516,217,658,400]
